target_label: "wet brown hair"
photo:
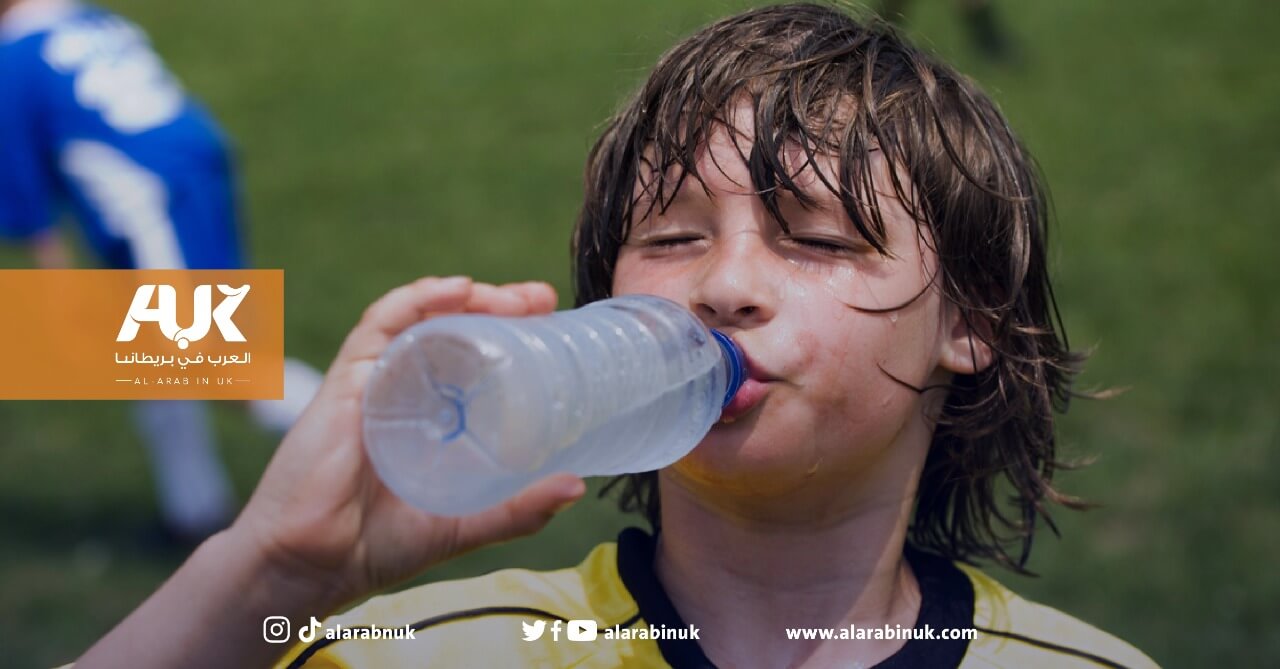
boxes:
[571,2,1089,573]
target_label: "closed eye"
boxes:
[786,236,858,254]
[646,236,703,247]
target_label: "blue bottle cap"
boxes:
[711,329,746,409]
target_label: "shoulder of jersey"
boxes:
[957,563,1161,669]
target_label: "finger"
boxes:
[505,282,558,314]
[338,276,473,362]
[464,282,540,316]
[451,474,586,552]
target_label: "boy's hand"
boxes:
[229,276,585,611]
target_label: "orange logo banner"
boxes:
[0,270,284,400]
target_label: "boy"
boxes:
[71,4,1158,668]
[0,0,321,542]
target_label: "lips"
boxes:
[717,340,776,423]
[719,377,769,422]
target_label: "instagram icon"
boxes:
[263,616,291,643]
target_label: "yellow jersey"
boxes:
[273,528,1158,668]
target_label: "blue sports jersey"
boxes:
[0,0,242,269]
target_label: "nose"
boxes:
[689,233,778,330]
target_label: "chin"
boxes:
[668,427,819,497]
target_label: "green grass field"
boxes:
[1,1,1277,666]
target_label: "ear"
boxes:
[937,303,994,375]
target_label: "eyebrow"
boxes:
[633,171,710,221]
[779,182,840,212]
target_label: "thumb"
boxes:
[452,474,587,553]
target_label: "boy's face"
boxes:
[612,104,987,504]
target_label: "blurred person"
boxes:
[69,4,1159,668]
[878,0,1015,63]
[0,0,322,543]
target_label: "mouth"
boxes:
[717,377,770,423]
[716,341,777,424]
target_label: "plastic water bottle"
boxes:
[361,294,745,515]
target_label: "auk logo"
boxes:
[117,284,250,349]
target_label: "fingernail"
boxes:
[439,276,469,288]
[554,497,580,514]
[554,479,586,511]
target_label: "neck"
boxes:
[652,432,930,668]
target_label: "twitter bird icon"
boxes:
[522,620,546,641]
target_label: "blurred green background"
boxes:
[1,0,1277,667]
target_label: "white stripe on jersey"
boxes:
[60,139,185,269]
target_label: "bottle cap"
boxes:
[711,329,746,409]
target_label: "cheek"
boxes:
[612,253,682,298]
[882,297,947,384]
[787,317,872,415]
[792,308,925,424]
[791,304,879,373]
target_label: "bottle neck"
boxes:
[710,329,746,409]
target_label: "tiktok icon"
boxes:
[299,616,325,643]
